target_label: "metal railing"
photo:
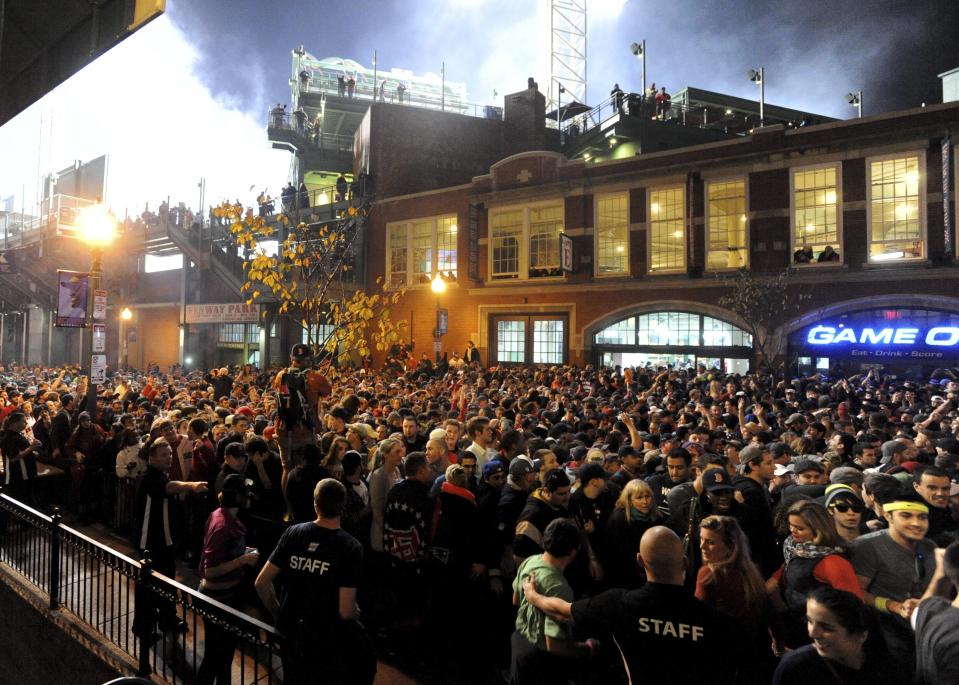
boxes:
[1,194,98,247]
[295,76,499,119]
[267,112,355,154]
[167,179,369,291]
[0,493,283,683]
[558,93,728,142]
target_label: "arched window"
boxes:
[594,312,752,348]
[593,311,752,373]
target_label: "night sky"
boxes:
[166,0,959,119]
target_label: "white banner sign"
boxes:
[91,354,107,384]
[185,303,261,324]
[93,290,107,321]
[92,324,106,353]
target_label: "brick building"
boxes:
[360,90,959,377]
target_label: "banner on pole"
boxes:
[56,270,90,327]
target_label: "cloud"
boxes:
[0,15,289,218]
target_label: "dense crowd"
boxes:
[2,349,959,685]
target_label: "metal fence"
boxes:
[0,493,283,684]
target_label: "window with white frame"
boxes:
[792,165,840,264]
[868,154,923,261]
[533,320,564,363]
[595,193,629,274]
[490,203,565,280]
[706,180,748,270]
[496,320,526,362]
[386,214,458,286]
[492,315,568,364]
[648,187,685,273]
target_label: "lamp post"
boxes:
[630,41,646,98]
[846,91,862,118]
[79,204,116,424]
[431,272,446,365]
[748,67,764,127]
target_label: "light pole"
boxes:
[79,204,116,424]
[748,67,764,127]
[846,91,862,118]
[431,272,446,365]
[630,41,646,98]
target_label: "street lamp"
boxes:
[747,67,764,127]
[79,203,117,424]
[630,40,646,98]
[846,91,862,118]
[431,272,446,365]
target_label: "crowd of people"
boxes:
[2,350,959,684]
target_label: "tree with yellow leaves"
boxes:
[216,199,407,367]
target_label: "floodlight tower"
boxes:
[546,0,587,119]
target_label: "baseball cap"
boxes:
[482,461,506,480]
[829,466,864,487]
[509,459,535,481]
[785,413,806,426]
[702,469,735,493]
[773,463,794,477]
[543,468,571,491]
[739,444,766,465]
[220,473,250,507]
[824,483,863,508]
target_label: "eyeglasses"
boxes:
[830,502,865,514]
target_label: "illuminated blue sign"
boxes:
[806,326,959,347]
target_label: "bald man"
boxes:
[523,526,742,685]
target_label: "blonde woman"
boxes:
[603,479,662,589]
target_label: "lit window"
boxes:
[706,180,747,270]
[648,187,685,273]
[638,312,699,345]
[792,165,840,264]
[595,318,636,345]
[144,253,184,273]
[533,320,564,363]
[529,206,563,277]
[596,193,629,274]
[868,155,923,261]
[490,203,564,280]
[388,224,408,287]
[386,214,458,286]
[490,210,523,280]
[496,320,526,363]
[598,312,751,349]
[218,324,259,345]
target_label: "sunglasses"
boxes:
[830,502,865,514]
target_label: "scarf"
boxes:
[629,506,659,523]
[782,535,846,566]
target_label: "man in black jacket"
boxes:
[733,444,781,576]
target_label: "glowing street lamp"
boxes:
[78,203,117,423]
